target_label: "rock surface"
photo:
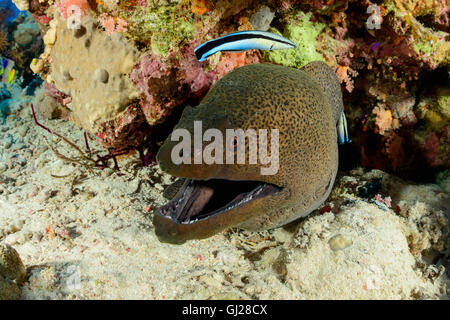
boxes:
[0,242,26,300]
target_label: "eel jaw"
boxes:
[153,178,282,244]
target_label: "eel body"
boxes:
[154,61,344,244]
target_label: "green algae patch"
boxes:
[436,170,450,194]
[264,12,325,69]
[415,87,450,135]
[123,2,195,57]
[425,88,450,132]
[413,39,437,56]
[425,88,450,131]
[436,88,450,117]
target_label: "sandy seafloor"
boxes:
[0,91,449,300]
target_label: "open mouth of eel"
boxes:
[156,178,282,224]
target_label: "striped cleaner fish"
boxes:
[194,30,296,62]
[337,111,351,144]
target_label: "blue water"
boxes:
[0,0,22,23]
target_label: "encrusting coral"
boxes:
[264,11,326,69]
[47,14,140,132]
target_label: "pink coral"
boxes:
[126,43,257,131]
[56,0,90,19]
[435,0,449,27]
[375,194,392,208]
[215,51,260,80]
[131,46,260,126]
[335,65,358,93]
[44,82,70,106]
[96,104,148,149]
[373,106,400,135]
[98,14,128,35]
[99,15,116,35]
[35,15,52,25]
[115,18,128,33]
[176,43,215,98]
[129,55,177,125]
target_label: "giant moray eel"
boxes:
[154,61,344,244]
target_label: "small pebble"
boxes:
[101,168,113,177]
[5,232,23,245]
[3,138,12,149]
[32,232,43,243]
[329,234,352,251]
[11,142,25,151]
[17,128,28,138]
[250,6,275,31]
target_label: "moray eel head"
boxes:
[154,101,286,244]
[154,62,342,244]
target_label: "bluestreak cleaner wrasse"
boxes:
[194,30,296,62]
[337,111,351,144]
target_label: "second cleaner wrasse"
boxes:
[194,30,296,61]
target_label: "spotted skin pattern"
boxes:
[301,61,344,124]
[156,61,343,239]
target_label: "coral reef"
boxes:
[1,3,43,85]
[24,0,260,150]
[16,0,448,179]
[122,2,196,57]
[13,15,40,47]
[0,0,446,300]
[0,2,42,122]
[343,1,449,175]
